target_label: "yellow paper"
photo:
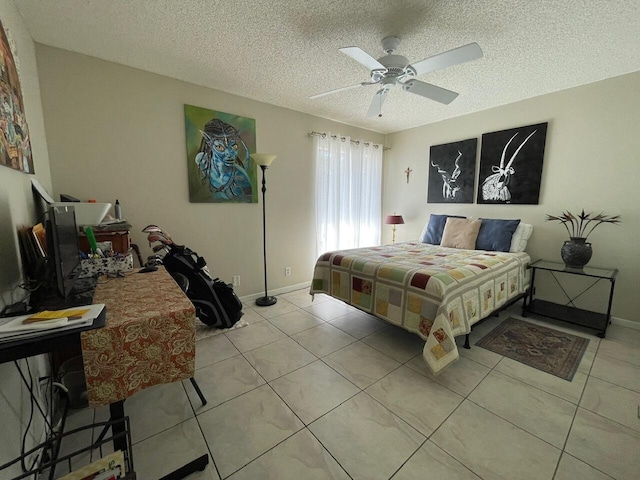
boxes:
[26,309,90,321]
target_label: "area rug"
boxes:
[476,317,589,381]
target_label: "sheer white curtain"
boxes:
[314,133,383,258]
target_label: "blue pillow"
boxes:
[475,219,521,252]
[421,214,466,244]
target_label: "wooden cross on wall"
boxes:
[405,167,412,183]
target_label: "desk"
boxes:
[0,310,105,364]
[1,267,208,479]
[82,267,196,406]
[0,308,112,479]
[84,267,208,479]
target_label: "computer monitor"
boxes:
[47,205,82,299]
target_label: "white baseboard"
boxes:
[240,286,640,331]
[610,316,640,330]
[240,281,311,304]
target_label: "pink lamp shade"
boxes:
[385,214,404,244]
[385,215,405,225]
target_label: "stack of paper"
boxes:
[0,304,105,342]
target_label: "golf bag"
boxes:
[143,225,243,328]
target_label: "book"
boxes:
[32,222,47,256]
[59,450,126,480]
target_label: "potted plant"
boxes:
[546,210,621,268]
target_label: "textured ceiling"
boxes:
[14,0,640,134]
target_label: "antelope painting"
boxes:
[481,129,537,202]
[428,138,477,204]
[431,151,462,200]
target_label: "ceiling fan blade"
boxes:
[309,83,365,100]
[339,46,386,71]
[402,79,459,104]
[410,42,483,76]
[367,89,389,117]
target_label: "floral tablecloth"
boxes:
[81,267,196,407]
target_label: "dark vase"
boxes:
[561,237,592,268]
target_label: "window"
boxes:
[314,133,383,258]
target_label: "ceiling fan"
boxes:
[310,36,483,117]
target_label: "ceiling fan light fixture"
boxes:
[370,69,386,82]
[310,36,482,113]
[381,76,397,87]
[378,54,410,70]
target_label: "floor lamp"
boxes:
[251,154,278,307]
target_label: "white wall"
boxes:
[0,3,51,303]
[3,11,638,475]
[35,45,386,298]
[0,0,53,474]
[384,71,640,323]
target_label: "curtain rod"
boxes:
[308,131,390,150]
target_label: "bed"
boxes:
[310,216,532,375]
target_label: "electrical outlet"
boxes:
[285,267,291,277]
[233,275,240,286]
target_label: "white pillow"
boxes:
[419,222,429,243]
[509,223,533,252]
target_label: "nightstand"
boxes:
[522,260,617,338]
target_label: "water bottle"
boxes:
[115,199,122,220]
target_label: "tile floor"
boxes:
[62,289,640,479]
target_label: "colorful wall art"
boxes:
[427,138,477,203]
[0,20,33,174]
[184,104,257,203]
[477,122,547,205]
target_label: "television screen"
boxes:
[48,205,81,298]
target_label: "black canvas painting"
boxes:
[427,138,477,203]
[477,122,548,205]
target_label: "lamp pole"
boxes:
[251,154,278,307]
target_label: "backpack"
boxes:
[161,245,243,329]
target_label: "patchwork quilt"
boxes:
[310,242,530,374]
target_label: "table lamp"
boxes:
[385,214,404,244]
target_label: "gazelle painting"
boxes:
[431,151,462,200]
[477,123,548,205]
[428,138,477,204]
[481,130,537,202]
